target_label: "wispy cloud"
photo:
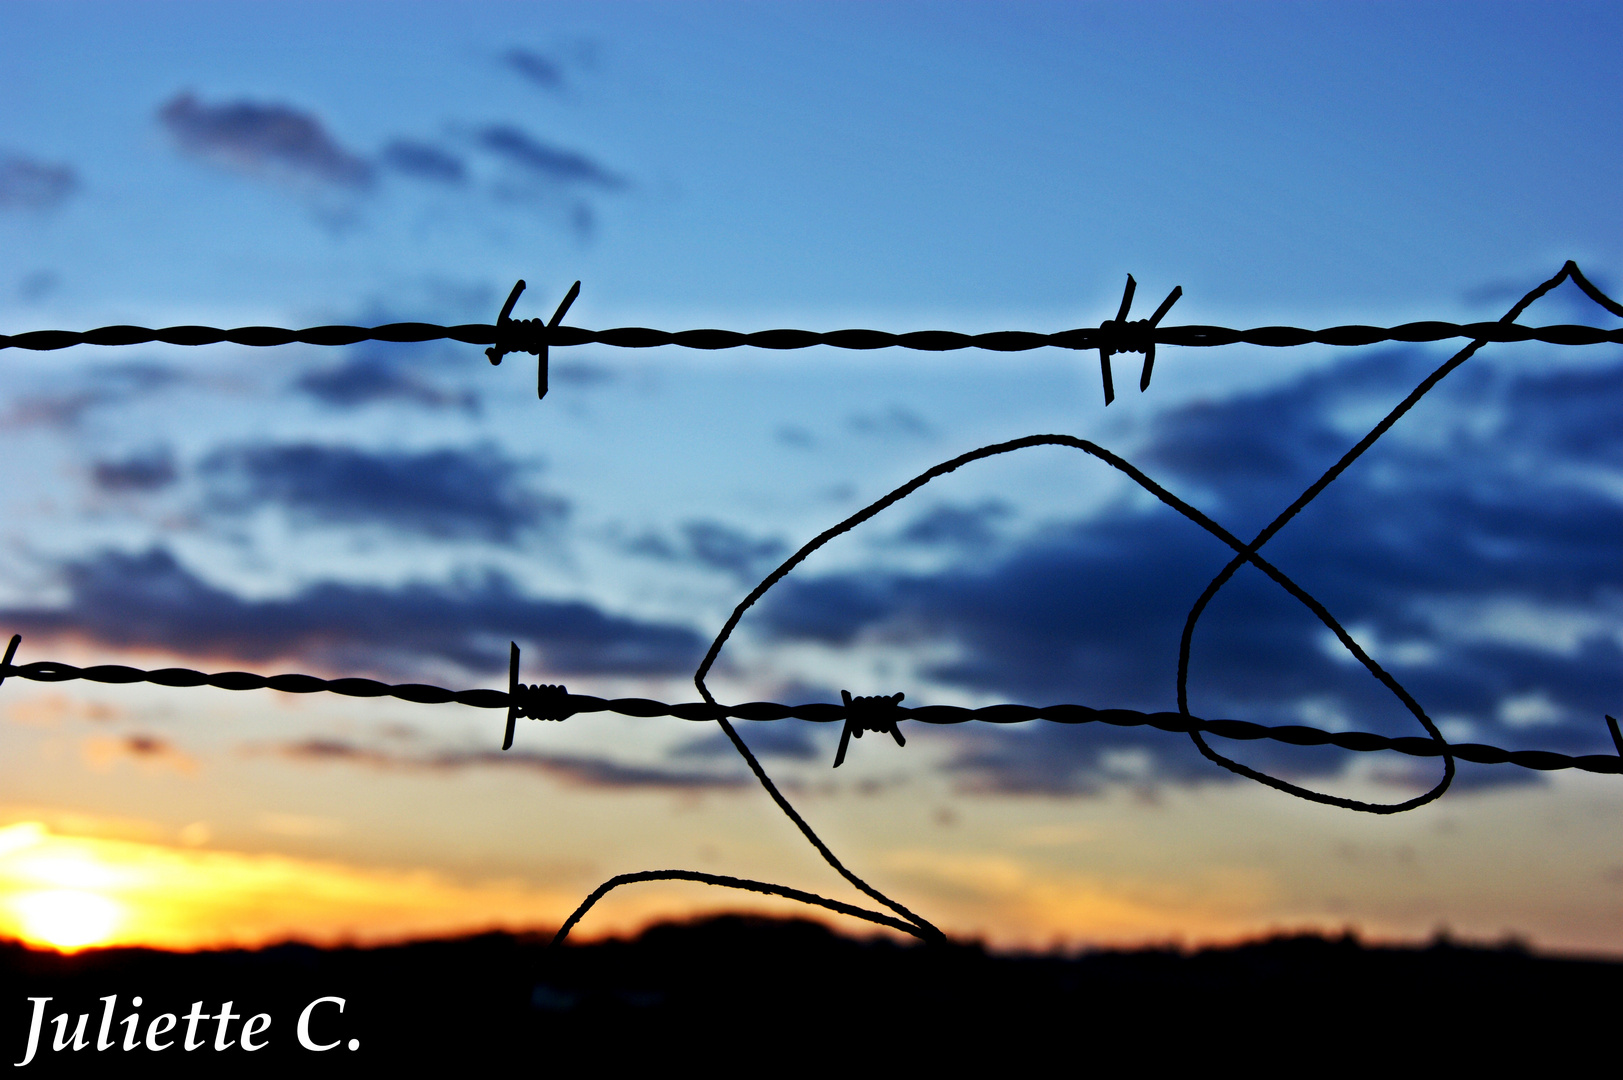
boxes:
[628,521,787,583]
[277,738,748,791]
[670,724,821,762]
[380,139,468,185]
[82,733,197,775]
[159,92,373,189]
[898,501,1010,549]
[0,150,77,210]
[294,356,478,412]
[476,125,624,190]
[201,443,562,542]
[0,546,706,676]
[2,363,181,430]
[847,405,933,440]
[91,449,177,494]
[503,48,567,92]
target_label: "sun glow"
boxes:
[0,821,588,951]
[8,889,124,951]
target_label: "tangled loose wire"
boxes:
[2,262,1620,943]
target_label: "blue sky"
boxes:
[0,1,1620,952]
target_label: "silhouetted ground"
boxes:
[4,916,1618,1073]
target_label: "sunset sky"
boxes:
[1,0,1621,957]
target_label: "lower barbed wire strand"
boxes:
[0,654,1616,775]
[550,870,926,946]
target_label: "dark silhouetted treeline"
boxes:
[4,916,1617,1073]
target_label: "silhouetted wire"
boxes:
[0,641,1610,775]
[529,262,1623,938]
[2,262,1620,942]
[1178,261,1623,812]
[5,312,1620,355]
[551,871,921,946]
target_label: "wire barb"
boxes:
[503,641,572,749]
[1096,274,1182,405]
[834,690,906,768]
[484,278,582,400]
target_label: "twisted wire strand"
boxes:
[0,650,1612,776]
[4,322,1620,356]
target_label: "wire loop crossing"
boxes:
[2,261,1620,942]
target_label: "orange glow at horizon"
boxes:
[0,821,598,952]
[8,889,124,951]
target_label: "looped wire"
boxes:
[502,641,573,750]
[1097,274,1183,405]
[834,690,906,768]
[485,279,582,400]
[0,634,20,688]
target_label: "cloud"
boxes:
[380,139,468,185]
[0,546,706,676]
[476,125,624,190]
[503,48,567,92]
[753,347,1623,792]
[670,724,821,762]
[0,151,77,210]
[159,92,372,189]
[16,271,60,302]
[91,449,177,494]
[898,501,1010,548]
[201,443,563,542]
[277,738,747,791]
[776,425,816,449]
[2,363,180,430]
[548,360,615,388]
[295,356,478,412]
[83,733,197,775]
[847,405,933,439]
[627,520,787,582]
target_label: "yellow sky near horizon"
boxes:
[2,671,1620,958]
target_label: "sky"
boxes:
[0,0,1620,956]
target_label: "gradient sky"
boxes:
[0,0,1620,956]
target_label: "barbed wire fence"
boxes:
[2,261,1620,944]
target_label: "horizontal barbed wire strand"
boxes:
[4,258,1618,356]
[5,321,1620,354]
[1,651,1614,776]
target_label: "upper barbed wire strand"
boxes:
[4,321,1621,354]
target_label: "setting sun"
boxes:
[8,888,123,951]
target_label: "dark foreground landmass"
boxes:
[3,916,1618,1073]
